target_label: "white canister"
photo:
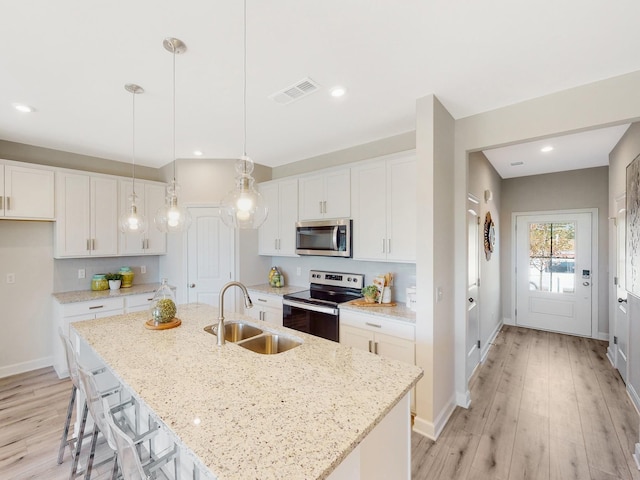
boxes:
[406,286,417,311]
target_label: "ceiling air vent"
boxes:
[269,77,320,105]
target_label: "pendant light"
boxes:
[119,84,148,234]
[155,37,192,233]
[220,0,268,229]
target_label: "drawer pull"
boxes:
[368,340,373,353]
[89,305,104,310]
[258,298,267,302]
[365,322,382,328]
[374,342,379,354]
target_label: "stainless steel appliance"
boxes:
[295,219,352,257]
[283,270,364,342]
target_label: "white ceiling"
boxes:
[2,1,640,169]
[483,124,631,179]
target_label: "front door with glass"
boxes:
[515,211,594,336]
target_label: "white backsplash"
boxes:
[272,256,416,303]
[54,256,160,292]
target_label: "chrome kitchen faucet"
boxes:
[217,282,253,346]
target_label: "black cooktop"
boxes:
[284,286,362,307]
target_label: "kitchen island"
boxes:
[71,303,423,479]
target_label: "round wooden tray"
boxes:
[351,301,397,307]
[144,318,182,330]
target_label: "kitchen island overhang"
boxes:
[71,303,423,479]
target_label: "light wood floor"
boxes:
[412,325,640,480]
[1,326,639,479]
[0,367,114,479]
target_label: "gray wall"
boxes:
[500,166,609,335]
[468,152,502,352]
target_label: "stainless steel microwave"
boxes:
[295,219,352,257]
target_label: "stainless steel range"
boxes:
[283,270,364,342]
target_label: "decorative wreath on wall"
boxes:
[484,211,495,260]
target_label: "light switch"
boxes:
[7,273,15,284]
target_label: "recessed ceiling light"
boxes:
[193,150,203,156]
[12,103,35,113]
[510,161,524,166]
[540,145,554,153]
[330,86,347,98]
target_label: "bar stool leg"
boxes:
[58,384,77,464]
[84,426,99,480]
[70,401,88,480]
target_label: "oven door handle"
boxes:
[283,299,338,316]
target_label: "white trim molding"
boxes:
[0,356,53,379]
[413,394,457,441]
[481,321,503,363]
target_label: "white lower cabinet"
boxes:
[246,291,283,327]
[340,309,416,411]
[53,297,125,378]
[124,293,156,313]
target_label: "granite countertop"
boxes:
[246,283,306,296]
[72,304,422,480]
[339,299,416,324]
[53,283,165,304]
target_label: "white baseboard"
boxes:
[503,316,514,326]
[606,345,617,368]
[628,384,640,415]
[596,331,609,341]
[0,356,53,379]
[481,321,503,363]
[413,394,457,441]
[456,390,471,408]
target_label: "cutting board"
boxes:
[351,301,397,307]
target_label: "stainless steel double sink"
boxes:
[203,322,302,354]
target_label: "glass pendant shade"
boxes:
[119,193,148,234]
[155,180,192,233]
[221,157,268,229]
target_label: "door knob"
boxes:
[468,298,474,303]
[189,283,196,288]
[582,282,590,286]
[618,298,627,303]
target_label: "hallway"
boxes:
[412,325,640,480]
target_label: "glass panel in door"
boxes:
[528,222,575,294]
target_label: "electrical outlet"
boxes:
[78,269,85,279]
[140,265,146,274]
[7,273,15,284]
[296,267,301,276]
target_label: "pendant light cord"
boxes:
[131,89,137,195]
[172,44,177,183]
[243,0,247,158]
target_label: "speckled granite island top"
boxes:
[72,303,422,480]
[53,283,164,304]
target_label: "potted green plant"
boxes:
[361,285,379,303]
[105,273,123,290]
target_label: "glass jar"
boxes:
[269,267,283,288]
[268,267,278,286]
[119,267,134,288]
[91,274,108,291]
[149,279,177,324]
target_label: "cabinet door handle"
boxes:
[275,239,278,250]
[0,196,3,210]
[89,305,104,310]
[368,340,373,353]
[374,342,378,355]
[382,239,386,253]
[87,239,91,251]
[5,197,9,210]
[323,200,327,214]
[365,322,382,329]
[387,239,390,253]
[142,239,146,249]
[319,201,323,214]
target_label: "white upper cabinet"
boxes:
[119,179,167,255]
[0,162,55,220]
[351,152,416,262]
[55,171,119,258]
[298,168,350,220]
[258,178,298,256]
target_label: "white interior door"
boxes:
[615,196,629,383]
[466,195,480,381]
[515,211,593,336]
[187,207,234,307]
